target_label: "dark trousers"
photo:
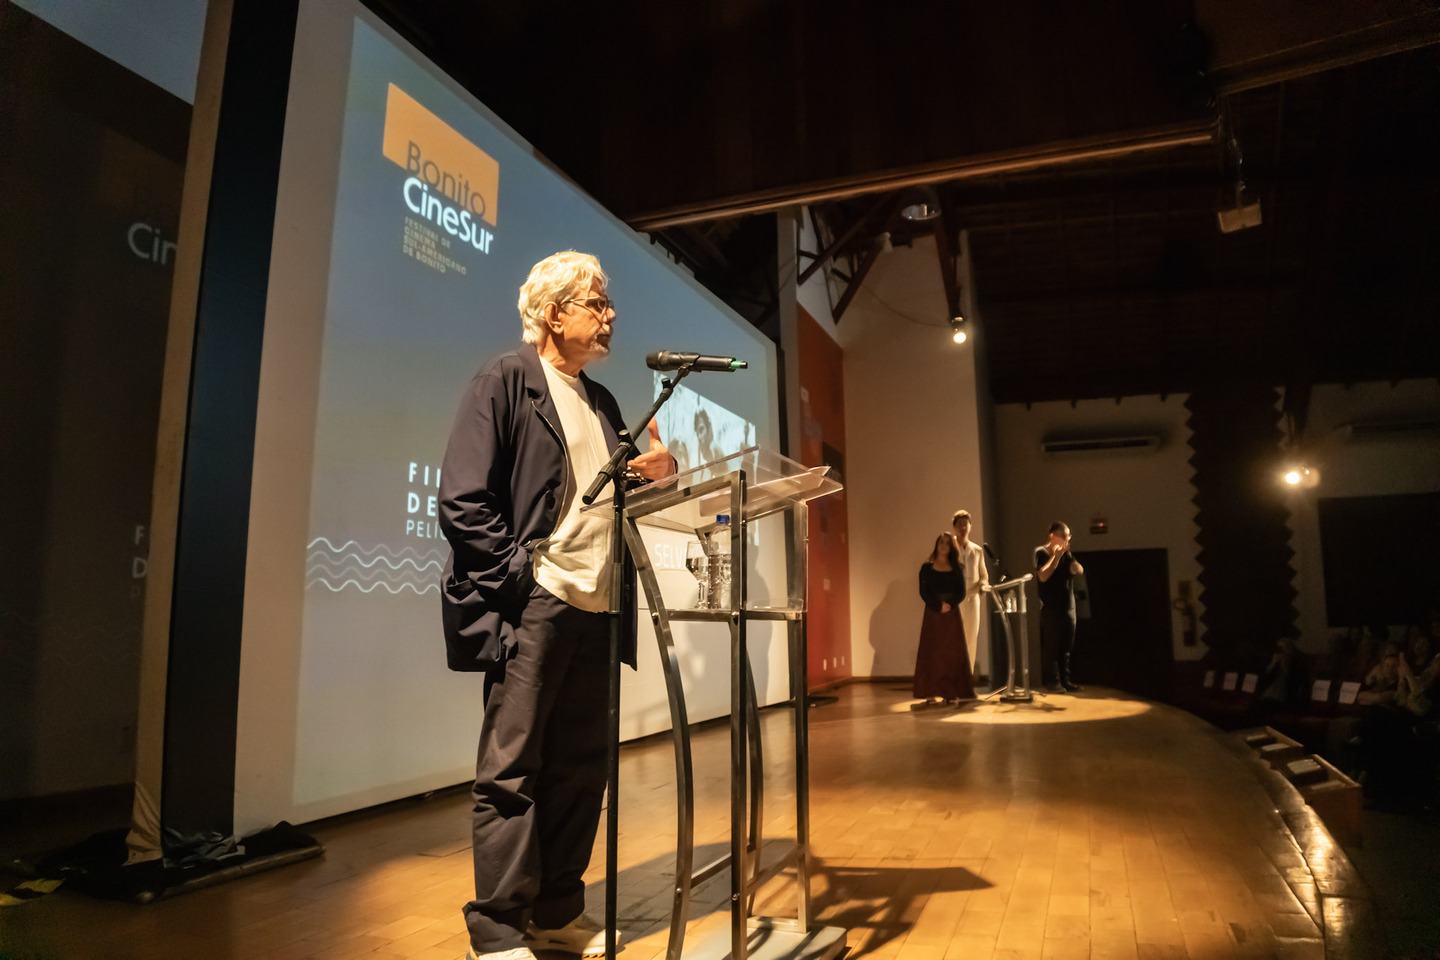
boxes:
[1039,607,1077,686]
[464,584,610,952]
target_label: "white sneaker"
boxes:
[468,948,538,960]
[524,914,615,957]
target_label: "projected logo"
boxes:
[383,83,498,274]
[306,537,442,595]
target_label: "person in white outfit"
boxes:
[951,510,990,678]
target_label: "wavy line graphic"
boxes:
[305,578,439,595]
[307,537,445,563]
[305,562,437,586]
[304,550,442,572]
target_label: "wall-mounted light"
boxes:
[950,315,968,344]
[1281,464,1319,488]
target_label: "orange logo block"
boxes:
[382,83,499,227]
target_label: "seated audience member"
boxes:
[1351,631,1440,807]
[1338,630,1379,684]
[1357,645,1402,705]
[1400,623,1425,658]
[1256,637,1309,712]
[1408,626,1435,667]
[1396,632,1439,720]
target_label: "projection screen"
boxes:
[234,0,782,834]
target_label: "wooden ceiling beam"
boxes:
[1211,11,1440,95]
[628,121,1217,231]
[832,238,883,324]
[798,194,890,285]
[676,223,731,274]
[932,205,960,318]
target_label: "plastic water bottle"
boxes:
[708,514,732,610]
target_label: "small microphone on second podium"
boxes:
[646,350,748,373]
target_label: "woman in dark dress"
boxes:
[914,532,975,702]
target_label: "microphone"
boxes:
[646,350,748,373]
[983,543,999,562]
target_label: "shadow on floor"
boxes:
[584,842,989,960]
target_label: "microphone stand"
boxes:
[580,362,693,960]
[984,547,1006,584]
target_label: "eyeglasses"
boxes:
[561,295,615,315]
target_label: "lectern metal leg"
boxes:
[745,663,764,914]
[790,619,811,933]
[613,473,846,960]
[1017,586,1032,695]
[987,589,1034,704]
[623,522,697,960]
[683,921,848,960]
[729,475,748,960]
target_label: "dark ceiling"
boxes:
[369,0,1440,405]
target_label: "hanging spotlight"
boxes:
[900,186,942,222]
[1218,129,1262,233]
[950,315,968,344]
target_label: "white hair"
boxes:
[517,251,608,344]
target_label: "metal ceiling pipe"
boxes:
[627,120,1218,231]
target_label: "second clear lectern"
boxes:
[598,447,847,960]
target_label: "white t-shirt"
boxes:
[960,539,987,596]
[958,539,987,656]
[533,357,613,612]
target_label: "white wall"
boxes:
[964,230,1003,669]
[1284,379,1440,648]
[993,395,1204,665]
[839,237,989,678]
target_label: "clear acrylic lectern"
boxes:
[591,447,847,960]
[985,574,1035,703]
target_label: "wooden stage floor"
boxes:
[2,683,1390,960]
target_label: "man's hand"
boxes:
[940,602,952,614]
[627,419,677,481]
[1037,540,1067,582]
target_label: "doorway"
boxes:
[1071,548,1174,701]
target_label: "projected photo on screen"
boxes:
[263,0,779,818]
[654,377,758,475]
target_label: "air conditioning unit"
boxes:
[1339,419,1440,443]
[1041,435,1163,457]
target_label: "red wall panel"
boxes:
[796,306,851,690]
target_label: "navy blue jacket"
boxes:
[438,342,634,671]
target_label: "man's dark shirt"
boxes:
[1034,546,1077,616]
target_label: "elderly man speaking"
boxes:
[439,251,675,960]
